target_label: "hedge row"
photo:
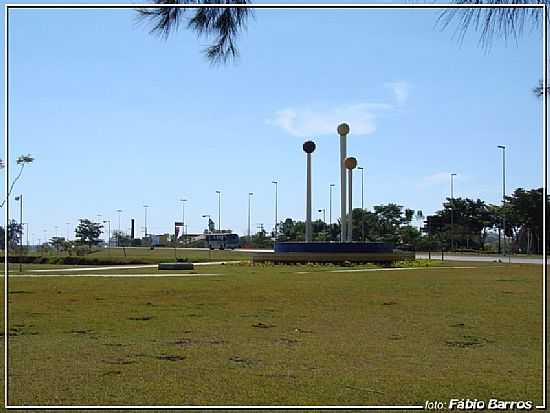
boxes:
[0,256,181,266]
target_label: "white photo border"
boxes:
[3,2,547,410]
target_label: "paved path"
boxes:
[11,273,224,278]
[415,253,547,265]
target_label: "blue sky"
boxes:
[2,3,544,242]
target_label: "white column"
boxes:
[338,123,349,242]
[348,168,353,242]
[306,152,312,242]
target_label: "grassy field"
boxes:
[4,247,251,267]
[2,261,544,407]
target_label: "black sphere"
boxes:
[303,140,316,154]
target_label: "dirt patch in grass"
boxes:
[156,355,185,362]
[102,358,136,366]
[127,316,153,321]
[229,356,257,368]
[252,322,275,329]
[446,335,492,348]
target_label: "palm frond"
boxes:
[138,0,252,64]
[438,0,546,47]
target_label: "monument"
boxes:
[251,124,413,264]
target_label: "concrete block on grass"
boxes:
[158,262,194,271]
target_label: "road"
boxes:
[415,253,547,265]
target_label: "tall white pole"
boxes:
[338,123,349,242]
[348,169,353,242]
[345,157,357,242]
[303,141,316,242]
[306,153,312,242]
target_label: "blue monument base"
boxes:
[252,241,412,264]
[274,241,394,254]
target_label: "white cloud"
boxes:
[419,172,469,189]
[266,102,391,137]
[385,81,410,105]
[421,172,452,187]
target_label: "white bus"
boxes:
[206,233,240,250]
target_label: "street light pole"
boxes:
[14,195,22,272]
[66,222,70,241]
[103,220,111,248]
[248,192,253,239]
[116,209,122,246]
[143,205,149,237]
[272,181,278,238]
[179,199,187,243]
[329,184,335,226]
[450,173,456,251]
[497,145,506,258]
[358,166,365,241]
[216,191,221,232]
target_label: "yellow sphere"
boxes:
[344,157,357,169]
[337,123,350,136]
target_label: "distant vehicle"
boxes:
[206,233,239,250]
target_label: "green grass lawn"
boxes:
[2,262,544,407]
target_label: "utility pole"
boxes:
[329,183,335,226]
[450,173,456,251]
[497,145,506,260]
[143,205,149,237]
[272,181,278,238]
[358,166,365,241]
[248,192,253,239]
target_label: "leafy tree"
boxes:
[504,187,547,253]
[75,219,104,250]
[248,226,273,248]
[0,154,35,208]
[208,218,216,233]
[49,237,66,254]
[0,220,23,251]
[138,0,251,64]
[112,230,132,247]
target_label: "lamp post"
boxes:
[14,195,22,271]
[65,222,70,241]
[216,191,221,232]
[272,181,278,238]
[116,209,122,246]
[450,173,456,251]
[303,141,316,242]
[358,166,365,241]
[54,225,58,239]
[329,184,335,226]
[497,145,506,258]
[179,199,187,243]
[103,220,111,248]
[248,192,253,239]
[143,205,149,237]
[338,123,350,242]
[345,157,357,242]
